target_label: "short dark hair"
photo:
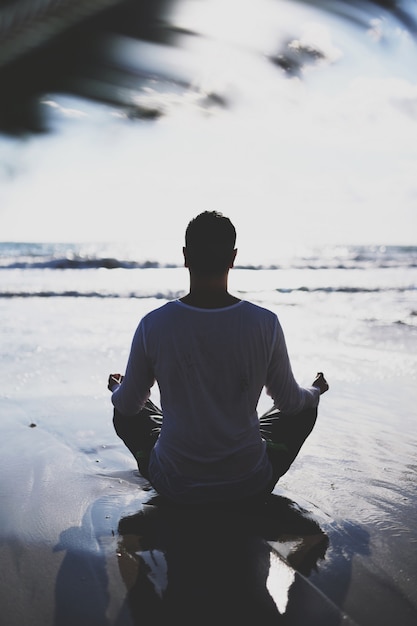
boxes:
[185,211,236,274]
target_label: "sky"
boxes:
[1,0,416,256]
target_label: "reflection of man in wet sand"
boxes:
[108,211,328,506]
[115,496,331,626]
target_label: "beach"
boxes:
[0,244,416,625]
[1,0,417,621]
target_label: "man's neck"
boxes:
[180,272,241,309]
[180,291,240,309]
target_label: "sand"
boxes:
[1,295,416,625]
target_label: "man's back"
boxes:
[144,300,276,454]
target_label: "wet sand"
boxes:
[0,404,349,626]
[1,297,416,625]
[1,389,416,626]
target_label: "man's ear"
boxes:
[230,249,237,268]
[183,246,189,267]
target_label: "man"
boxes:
[108,211,328,505]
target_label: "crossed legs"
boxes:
[113,401,317,495]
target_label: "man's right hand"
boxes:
[312,372,329,395]
[108,373,124,392]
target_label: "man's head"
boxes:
[184,211,237,275]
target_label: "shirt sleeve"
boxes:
[265,317,320,413]
[111,320,155,416]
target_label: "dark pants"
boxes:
[258,405,317,492]
[113,401,317,494]
[113,399,163,480]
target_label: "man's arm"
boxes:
[266,319,328,413]
[108,322,155,416]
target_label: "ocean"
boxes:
[2,242,416,383]
[1,239,416,399]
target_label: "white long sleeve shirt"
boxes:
[111,300,319,502]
